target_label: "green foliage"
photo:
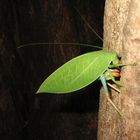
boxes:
[37,50,118,94]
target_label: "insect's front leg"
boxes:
[109,62,136,68]
[105,68,123,87]
[107,62,136,89]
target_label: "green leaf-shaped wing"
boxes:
[37,50,117,94]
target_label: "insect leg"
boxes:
[99,75,109,93]
[99,75,123,117]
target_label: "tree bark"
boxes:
[98,0,140,139]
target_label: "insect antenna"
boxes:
[74,7,103,42]
[18,8,103,49]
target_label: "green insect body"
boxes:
[37,50,119,94]
[17,9,136,117]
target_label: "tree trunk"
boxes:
[98,0,140,139]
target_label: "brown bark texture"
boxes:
[0,0,104,140]
[98,0,140,140]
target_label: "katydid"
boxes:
[18,10,134,117]
[36,50,124,116]
[36,50,120,94]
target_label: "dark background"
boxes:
[0,0,104,140]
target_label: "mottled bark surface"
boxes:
[98,0,140,140]
[0,0,104,140]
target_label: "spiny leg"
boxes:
[107,83,120,93]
